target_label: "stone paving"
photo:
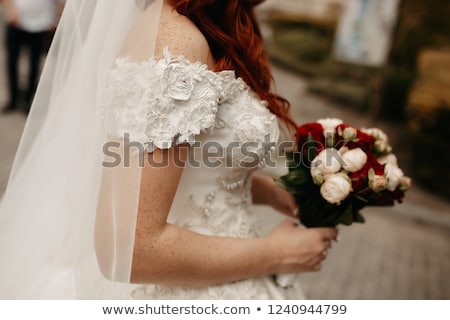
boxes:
[0,16,449,300]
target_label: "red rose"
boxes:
[296,123,326,156]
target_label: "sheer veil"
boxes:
[0,0,164,298]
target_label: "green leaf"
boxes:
[325,132,335,148]
[305,134,317,165]
[354,211,365,223]
[337,204,354,225]
[285,168,310,185]
[354,194,369,204]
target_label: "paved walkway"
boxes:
[272,67,450,300]
[0,19,449,300]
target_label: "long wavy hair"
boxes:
[169,0,297,130]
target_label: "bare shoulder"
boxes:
[155,5,212,66]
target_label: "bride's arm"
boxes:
[126,9,336,287]
[131,147,336,287]
[131,147,269,286]
[251,174,299,218]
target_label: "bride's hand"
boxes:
[265,221,338,274]
[251,174,299,218]
[269,183,299,218]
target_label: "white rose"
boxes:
[384,163,404,191]
[341,148,367,172]
[318,118,343,146]
[310,148,342,181]
[162,64,195,101]
[318,118,343,132]
[320,173,352,205]
[378,154,398,166]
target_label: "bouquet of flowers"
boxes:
[277,118,411,228]
[275,118,411,287]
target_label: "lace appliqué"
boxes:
[181,83,280,239]
[130,278,271,300]
[215,88,280,169]
[187,173,261,238]
[100,48,230,151]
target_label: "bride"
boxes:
[0,0,337,299]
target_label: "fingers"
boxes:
[323,238,332,250]
[282,199,299,218]
[276,190,299,218]
[271,222,339,274]
[311,246,330,271]
[310,232,335,272]
[310,251,327,272]
[315,227,339,242]
[280,204,298,218]
[321,241,331,258]
[286,195,299,217]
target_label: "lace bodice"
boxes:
[100,47,279,229]
[98,49,300,299]
[100,47,279,194]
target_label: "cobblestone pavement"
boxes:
[0,20,449,300]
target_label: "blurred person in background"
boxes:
[1,0,64,114]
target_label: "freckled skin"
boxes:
[121,1,338,287]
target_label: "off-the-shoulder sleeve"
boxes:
[99,48,223,151]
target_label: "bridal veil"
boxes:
[0,0,164,298]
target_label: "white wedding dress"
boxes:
[99,48,306,300]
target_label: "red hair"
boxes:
[169,0,297,130]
